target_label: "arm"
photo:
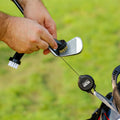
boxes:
[0,11,57,54]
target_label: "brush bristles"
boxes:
[59,46,68,53]
[8,61,19,69]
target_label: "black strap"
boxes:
[87,109,101,120]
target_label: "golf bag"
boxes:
[88,65,120,120]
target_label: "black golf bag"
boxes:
[88,65,120,120]
[78,65,120,120]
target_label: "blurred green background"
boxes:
[0,0,120,119]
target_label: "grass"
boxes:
[0,0,120,119]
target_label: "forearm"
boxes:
[0,12,10,42]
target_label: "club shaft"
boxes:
[12,0,24,13]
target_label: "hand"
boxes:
[1,16,57,54]
[21,0,57,54]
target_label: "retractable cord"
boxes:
[60,57,80,77]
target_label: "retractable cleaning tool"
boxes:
[9,0,83,72]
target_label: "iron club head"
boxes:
[49,37,83,57]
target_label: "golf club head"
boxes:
[49,37,83,57]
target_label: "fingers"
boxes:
[36,39,49,50]
[25,24,57,54]
[48,24,57,39]
[43,49,50,55]
[26,45,50,55]
[44,18,57,39]
[38,26,58,49]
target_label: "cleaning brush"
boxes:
[50,39,67,56]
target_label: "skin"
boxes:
[18,0,57,54]
[113,82,120,113]
[0,0,57,54]
[19,0,57,38]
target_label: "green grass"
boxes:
[0,0,120,119]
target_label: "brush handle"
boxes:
[9,53,24,65]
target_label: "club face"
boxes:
[49,37,83,57]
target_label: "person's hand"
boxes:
[24,0,57,38]
[1,16,57,54]
[20,0,57,54]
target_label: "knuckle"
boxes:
[36,26,43,34]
